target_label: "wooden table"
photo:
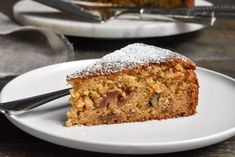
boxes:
[0,0,235,156]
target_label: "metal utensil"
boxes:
[102,8,216,26]
[0,88,71,115]
[33,0,102,22]
[92,5,235,25]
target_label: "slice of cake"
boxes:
[66,43,198,127]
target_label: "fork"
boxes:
[0,88,71,115]
[73,5,235,26]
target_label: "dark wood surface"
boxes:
[0,0,235,156]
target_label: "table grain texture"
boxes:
[0,0,235,156]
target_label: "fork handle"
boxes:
[119,5,235,26]
[0,88,71,115]
[142,5,235,17]
[194,5,235,13]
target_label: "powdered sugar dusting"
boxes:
[67,43,193,79]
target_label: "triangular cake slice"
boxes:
[66,43,198,126]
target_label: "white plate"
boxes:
[1,59,235,154]
[13,0,212,38]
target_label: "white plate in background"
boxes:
[1,59,235,154]
[14,0,212,38]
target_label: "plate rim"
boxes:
[1,59,235,154]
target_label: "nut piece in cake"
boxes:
[66,43,199,126]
